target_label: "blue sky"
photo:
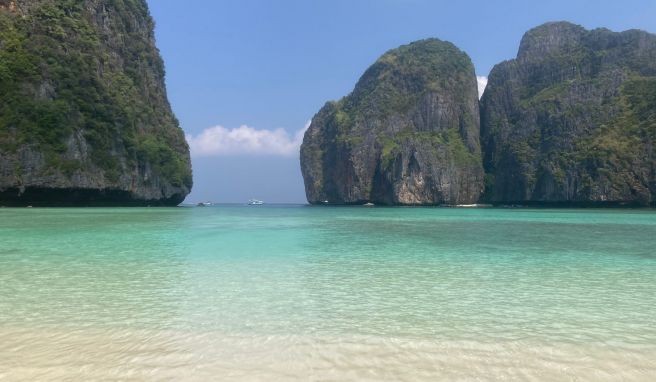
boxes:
[147,0,656,204]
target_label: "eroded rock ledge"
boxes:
[0,187,186,207]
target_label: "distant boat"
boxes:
[363,202,375,207]
[197,202,213,207]
[248,199,264,205]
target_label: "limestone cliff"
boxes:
[301,39,484,205]
[481,22,656,206]
[0,0,192,206]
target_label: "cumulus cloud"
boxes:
[477,76,488,99]
[186,121,310,157]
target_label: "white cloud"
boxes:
[477,76,488,99]
[186,121,310,157]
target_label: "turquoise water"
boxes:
[1,206,655,380]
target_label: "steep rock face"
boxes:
[481,22,656,206]
[301,39,484,205]
[0,0,192,206]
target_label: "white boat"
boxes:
[248,199,264,205]
[197,202,213,207]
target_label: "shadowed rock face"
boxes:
[0,0,192,206]
[0,187,185,207]
[481,22,656,206]
[301,39,484,205]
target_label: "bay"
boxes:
[1,206,655,380]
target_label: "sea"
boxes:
[1,205,655,381]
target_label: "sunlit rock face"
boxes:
[301,39,484,205]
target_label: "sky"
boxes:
[146,0,656,204]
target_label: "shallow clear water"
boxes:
[1,206,655,380]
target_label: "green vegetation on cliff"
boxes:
[481,22,656,206]
[0,0,192,205]
[347,40,475,118]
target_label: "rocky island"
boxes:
[302,23,656,207]
[301,39,484,205]
[481,22,656,206]
[0,0,192,206]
